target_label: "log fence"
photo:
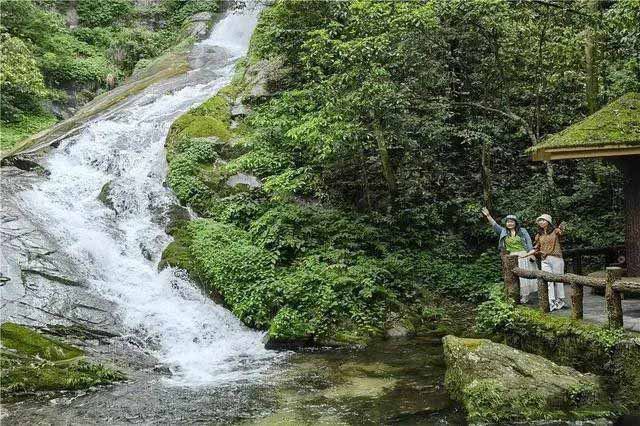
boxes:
[502,254,640,329]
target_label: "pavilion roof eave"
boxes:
[531,144,640,162]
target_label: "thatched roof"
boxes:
[530,92,640,161]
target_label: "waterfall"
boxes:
[15,4,277,386]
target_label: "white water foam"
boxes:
[17,4,279,386]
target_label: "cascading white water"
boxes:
[16,5,277,386]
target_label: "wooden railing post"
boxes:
[572,254,583,275]
[538,277,550,313]
[502,254,520,304]
[571,282,584,320]
[605,267,623,329]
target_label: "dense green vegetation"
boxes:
[0,322,125,400]
[0,0,219,152]
[162,0,639,345]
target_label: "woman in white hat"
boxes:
[482,208,538,303]
[526,214,567,311]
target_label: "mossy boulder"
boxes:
[0,322,125,401]
[1,322,84,361]
[442,335,616,423]
[240,56,288,104]
[97,181,115,211]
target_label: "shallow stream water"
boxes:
[3,337,466,425]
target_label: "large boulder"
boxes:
[184,12,213,39]
[442,335,616,423]
[240,56,288,104]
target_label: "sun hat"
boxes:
[536,214,553,225]
[504,214,519,225]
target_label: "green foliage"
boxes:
[76,0,134,28]
[188,220,276,328]
[161,0,219,28]
[475,285,517,333]
[0,113,57,152]
[241,0,634,248]
[413,252,502,303]
[166,213,407,340]
[0,0,218,146]
[39,33,116,84]
[162,0,638,346]
[107,27,177,74]
[0,34,48,121]
[268,307,311,340]
[0,0,64,46]
[475,289,628,351]
[165,94,233,207]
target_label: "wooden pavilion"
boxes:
[529,92,640,277]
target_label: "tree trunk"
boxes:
[373,122,397,203]
[481,140,493,212]
[584,27,599,114]
[584,0,600,114]
[619,157,640,277]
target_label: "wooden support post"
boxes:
[502,255,520,304]
[605,267,624,328]
[572,255,583,275]
[571,282,584,320]
[538,277,550,313]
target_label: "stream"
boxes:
[2,3,458,425]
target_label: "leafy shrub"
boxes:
[206,193,271,228]
[268,307,311,340]
[72,27,117,49]
[475,285,517,333]
[173,214,408,340]
[413,252,502,303]
[76,0,134,27]
[0,35,49,121]
[0,0,64,46]
[188,220,277,328]
[107,28,176,73]
[39,33,115,84]
[248,204,314,263]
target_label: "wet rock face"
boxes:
[0,166,121,335]
[442,335,616,423]
[185,12,214,39]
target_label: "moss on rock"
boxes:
[1,322,83,361]
[504,306,626,374]
[443,335,617,423]
[0,322,125,400]
[166,94,232,159]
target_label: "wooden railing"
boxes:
[502,254,640,329]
